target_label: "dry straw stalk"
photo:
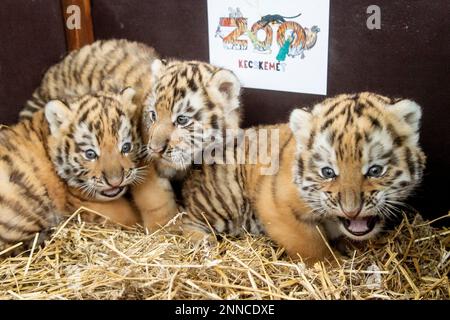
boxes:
[0,210,448,300]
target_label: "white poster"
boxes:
[207,0,330,95]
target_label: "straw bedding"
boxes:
[0,209,448,300]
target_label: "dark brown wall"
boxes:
[0,0,448,221]
[0,0,66,124]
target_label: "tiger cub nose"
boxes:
[104,175,124,187]
[150,146,165,153]
[149,142,168,154]
[342,208,361,219]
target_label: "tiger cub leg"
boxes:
[0,206,62,256]
[173,200,221,245]
[262,215,331,264]
[131,164,178,232]
[78,197,140,227]
[257,198,331,264]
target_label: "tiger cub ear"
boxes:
[120,87,138,117]
[45,100,72,134]
[289,108,313,149]
[151,59,166,82]
[389,99,422,143]
[207,69,241,112]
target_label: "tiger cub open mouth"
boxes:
[338,216,380,236]
[100,186,127,198]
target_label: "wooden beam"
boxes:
[61,0,94,51]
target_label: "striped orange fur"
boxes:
[19,39,159,121]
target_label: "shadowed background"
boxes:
[0,0,448,222]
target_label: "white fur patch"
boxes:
[117,116,132,151]
[361,129,394,173]
[172,90,205,121]
[74,122,100,156]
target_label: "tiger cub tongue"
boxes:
[102,187,122,197]
[347,218,370,233]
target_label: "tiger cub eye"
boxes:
[321,167,337,179]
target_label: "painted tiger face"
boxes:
[45,89,145,201]
[141,59,241,178]
[289,92,426,241]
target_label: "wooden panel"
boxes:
[61,0,94,51]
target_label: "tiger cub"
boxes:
[178,93,426,262]
[0,90,152,253]
[133,59,243,230]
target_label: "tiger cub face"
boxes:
[45,88,144,201]
[289,92,426,241]
[141,59,241,177]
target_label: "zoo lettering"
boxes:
[218,16,316,56]
[238,59,287,72]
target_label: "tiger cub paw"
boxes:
[0,228,54,257]
[184,229,218,247]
